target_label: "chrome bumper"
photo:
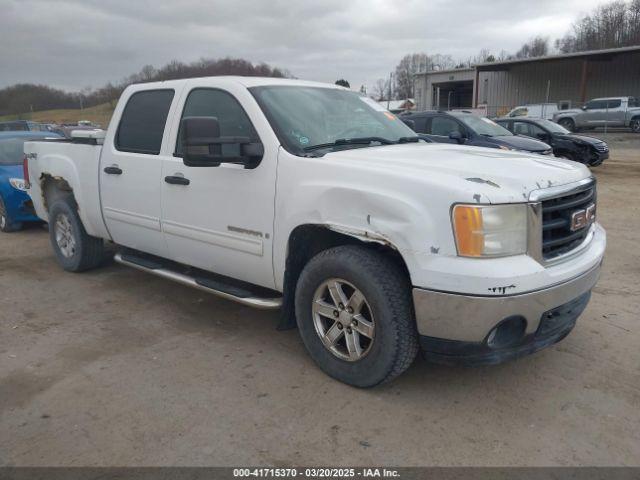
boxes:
[412,261,602,342]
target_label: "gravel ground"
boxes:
[1,133,639,466]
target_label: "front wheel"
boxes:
[0,196,23,233]
[630,119,640,133]
[48,197,104,272]
[295,246,418,387]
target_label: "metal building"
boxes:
[414,45,640,117]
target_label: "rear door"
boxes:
[605,99,624,126]
[583,100,608,126]
[99,88,179,257]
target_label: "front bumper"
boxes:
[412,261,601,365]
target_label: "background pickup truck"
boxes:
[24,77,606,387]
[553,96,640,132]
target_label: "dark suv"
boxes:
[495,117,608,167]
[400,110,553,155]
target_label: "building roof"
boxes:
[475,45,640,71]
[378,99,415,110]
[415,66,475,76]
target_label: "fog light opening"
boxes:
[486,316,527,349]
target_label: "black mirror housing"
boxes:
[448,131,464,143]
[181,116,263,168]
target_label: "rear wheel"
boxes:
[0,196,23,233]
[558,118,575,132]
[630,118,640,133]
[295,245,418,387]
[48,197,104,272]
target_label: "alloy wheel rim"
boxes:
[312,278,375,361]
[54,214,76,258]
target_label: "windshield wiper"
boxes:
[303,136,395,152]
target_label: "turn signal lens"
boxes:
[453,206,484,257]
[452,204,527,257]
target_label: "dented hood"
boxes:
[324,143,591,201]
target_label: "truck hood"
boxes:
[324,143,590,202]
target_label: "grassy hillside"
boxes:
[0,102,115,128]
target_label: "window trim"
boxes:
[173,87,261,159]
[115,88,175,155]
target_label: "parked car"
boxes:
[505,103,559,120]
[0,131,61,232]
[495,117,609,166]
[401,110,553,155]
[24,77,605,387]
[0,120,49,132]
[553,96,640,133]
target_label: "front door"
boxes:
[425,115,465,143]
[160,86,277,289]
[100,88,178,257]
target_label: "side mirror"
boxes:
[581,105,587,110]
[181,116,264,168]
[449,131,465,144]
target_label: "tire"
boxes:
[558,118,575,132]
[48,197,104,272]
[631,118,640,133]
[0,196,23,233]
[295,245,419,387]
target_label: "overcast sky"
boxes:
[1,0,605,93]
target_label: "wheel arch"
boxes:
[278,223,411,330]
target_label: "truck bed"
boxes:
[24,138,111,240]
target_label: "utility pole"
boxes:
[387,72,393,109]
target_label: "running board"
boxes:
[113,252,282,310]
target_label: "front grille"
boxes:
[594,143,608,153]
[541,182,596,260]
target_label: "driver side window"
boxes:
[175,88,258,155]
[430,116,462,136]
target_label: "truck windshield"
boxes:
[250,86,418,156]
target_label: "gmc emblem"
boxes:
[570,203,596,231]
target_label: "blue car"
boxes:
[0,131,61,232]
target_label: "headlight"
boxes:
[9,178,27,191]
[498,145,512,150]
[452,204,527,257]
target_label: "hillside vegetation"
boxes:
[0,103,114,128]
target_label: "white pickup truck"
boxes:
[24,77,606,387]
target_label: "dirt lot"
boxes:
[1,133,639,467]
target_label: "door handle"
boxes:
[164,175,190,186]
[104,166,123,175]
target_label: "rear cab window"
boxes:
[115,89,175,155]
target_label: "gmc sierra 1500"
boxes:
[24,77,606,387]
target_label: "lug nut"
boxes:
[337,323,343,330]
[352,319,358,326]
[347,327,352,334]
[333,310,339,317]
[338,303,345,310]
[347,307,354,314]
